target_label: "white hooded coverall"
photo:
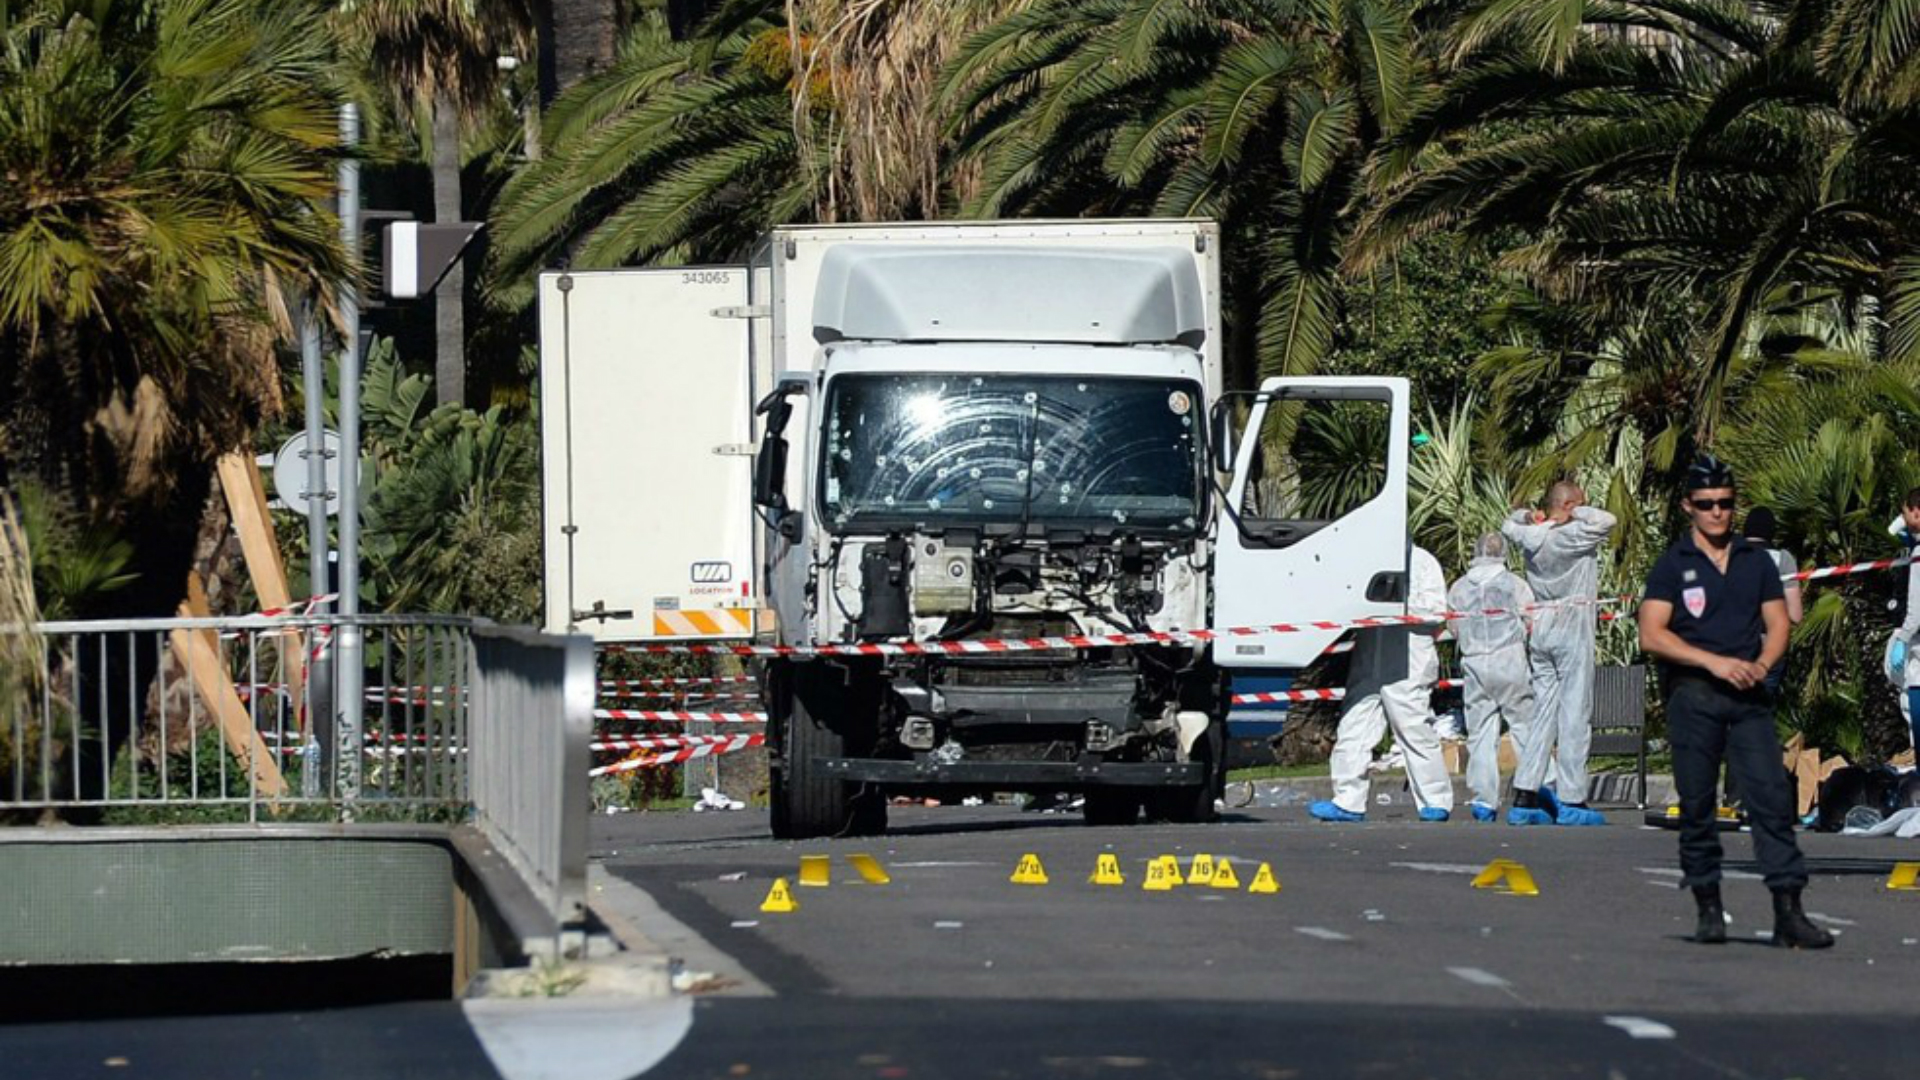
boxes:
[1330,546,1455,814]
[1501,505,1618,802]
[1893,517,1920,749]
[1447,557,1537,810]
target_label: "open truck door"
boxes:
[537,268,756,641]
[1209,376,1411,668]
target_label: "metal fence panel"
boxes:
[465,622,591,925]
[1,614,590,925]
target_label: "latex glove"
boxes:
[1894,638,1909,673]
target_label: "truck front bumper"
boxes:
[820,756,1204,788]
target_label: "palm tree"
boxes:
[487,6,825,301]
[340,337,543,619]
[1718,336,1920,759]
[0,494,44,806]
[0,0,349,618]
[364,398,543,619]
[1,0,350,802]
[487,0,1024,300]
[1353,0,1920,442]
[337,1,535,408]
[540,0,621,99]
[786,0,1030,222]
[940,0,1432,388]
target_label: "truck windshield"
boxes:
[821,374,1203,532]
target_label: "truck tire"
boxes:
[1147,723,1223,824]
[768,662,889,839]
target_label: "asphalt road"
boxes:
[598,800,1920,1078]
[6,802,1915,1080]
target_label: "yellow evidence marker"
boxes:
[1887,862,1919,891]
[1142,857,1174,892]
[1011,853,1050,885]
[760,878,799,913]
[1157,855,1186,886]
[1247,862,1281,894]
[847,854,891,885]
[798,854,832,887]
[1188,854,1216,885]
[1209,858,1241,890]
[1469,858,1540,897]
[1090,854,1126,886]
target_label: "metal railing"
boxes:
[468,622,591,925]
[0,614,591,923]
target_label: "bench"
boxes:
[1588,663,1648,809]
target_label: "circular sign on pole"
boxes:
[272,430,347,517]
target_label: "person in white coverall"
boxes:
[1447,533,1537,822]
[1309,545,1455,822]
[1893,489,1920,753]
[1502,481,1617,826]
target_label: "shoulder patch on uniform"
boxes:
[1682,569,1697,583]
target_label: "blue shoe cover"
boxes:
[1470,802,1497,823]
[1538,786,1564,817]
[1555,803,1606,827]
[1418,807,1450,822]
[1308,800,1365,823]
[1507,806,1554,826]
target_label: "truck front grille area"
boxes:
[935,655,1127,687]
[937,681,1137,728]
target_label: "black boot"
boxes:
[1692,885,1727,945]
[1770,887,1835,950]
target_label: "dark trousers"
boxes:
[1667,675,1808,890]
[1909,688,1920,755]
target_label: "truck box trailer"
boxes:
[540,219,1411,837]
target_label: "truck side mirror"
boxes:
[1209,402,1236,474]
[753,437,788,511]
[753,389,795,511]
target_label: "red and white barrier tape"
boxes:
[590,734,766,776]
[593,708,767,724]
[603,620,1424,659]
[590,734,755,753]
[1788,553,1914,582]
[256,593,339,619]
[599,676,758,689]
[1230,678,1461,706]
[597,552,1913,662]
[599,689,759,702]
[220,594,342,636]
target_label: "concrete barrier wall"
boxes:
[0,829,453,965]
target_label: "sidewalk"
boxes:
[1228,771,1672,812]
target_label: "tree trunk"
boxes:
[142,481,246,763]
[540,0,620,103]
[432,92,465,409]
[521,95,542,162]
[56,463,215,815]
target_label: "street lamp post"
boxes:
[337,103,365,800]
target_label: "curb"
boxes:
[584,864,773,998]
[1228,773,1675,812]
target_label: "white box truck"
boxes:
[540,219,1412,838]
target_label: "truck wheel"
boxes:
[1147,724,1223,824]
[769,663,888,839]
[1083,789,1139,827]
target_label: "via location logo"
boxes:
[690,561,732,584]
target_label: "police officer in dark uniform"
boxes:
[1637,457,1833,949]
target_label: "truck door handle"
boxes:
[1366,571,1405,603]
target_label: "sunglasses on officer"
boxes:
[1689,497,1738,512]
